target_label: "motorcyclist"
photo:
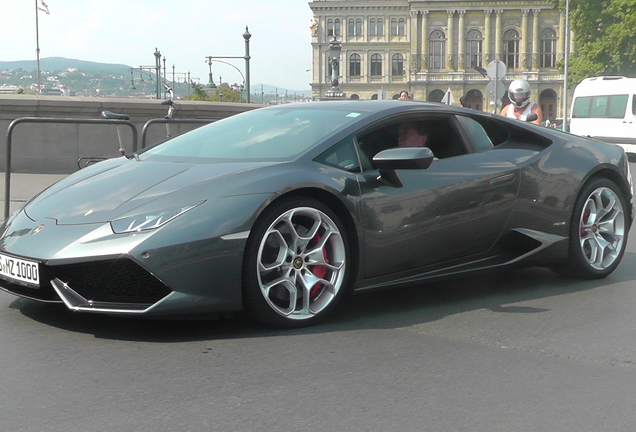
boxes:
[500,79,543,125]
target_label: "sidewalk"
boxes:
[0,172,68,219]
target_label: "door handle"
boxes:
[490,173,515,187]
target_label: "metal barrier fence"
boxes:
[140,118,214,149]
[3,116,215,219]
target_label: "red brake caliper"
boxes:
[308,232,328,298]
[581,206,591,237]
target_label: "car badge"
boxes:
[31,224,45,235]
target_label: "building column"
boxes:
[410,10,420,73]
[483,10,492,65]
[521,9,530,71]
[495,10,503,60]
[532,9,540,70]
[447,10,455,71]
[421,10,429,71]
[458,10,466,71]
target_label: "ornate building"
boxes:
[309,0,574,121]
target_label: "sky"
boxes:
[1,0,315,91]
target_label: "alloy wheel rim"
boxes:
[578,187,625,270]
[257,207,346,320]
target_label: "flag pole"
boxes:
[35,0,41,94]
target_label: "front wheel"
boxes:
[555,178,629,279]
[242,197,351,328]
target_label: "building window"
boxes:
[390,18,405,36]
[466,29,483,69]
[429,30,446,70]
[503,29,520,70]
[348,19,362,36]
[370,53,382,76]
[392,53,404,76]
[370,18,384,36]
[540,28,557,68]
[428,89,445,102]
[349,53,361,76]
[327,18,341,37]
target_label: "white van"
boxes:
[569,76,636,157]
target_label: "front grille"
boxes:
[50,259,171,304]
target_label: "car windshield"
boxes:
[141,106,371,162]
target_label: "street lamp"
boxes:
[205,57,217,89]
[243,26,251,103]
[128,67,158,94]
[204,26,251,102]
[154,48,161,99]
[562,0,570,132]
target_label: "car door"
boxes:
[357,114,520,279]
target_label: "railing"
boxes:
[140,119,214,149]
[3,117,217,219]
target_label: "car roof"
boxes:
[265,99,469,116]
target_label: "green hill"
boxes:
[0,57,131,74]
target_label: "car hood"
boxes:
[24,158,276,225]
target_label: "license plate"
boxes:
[0,253,40,286]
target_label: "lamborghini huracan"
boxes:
[0,100,632,327]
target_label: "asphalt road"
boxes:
[2,170,636,431]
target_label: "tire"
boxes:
[242,197,351,328]
[555,178,629,279]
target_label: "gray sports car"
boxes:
[0,101,632,328]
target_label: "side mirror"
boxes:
[372,147,435,187]
[372,147,435,170]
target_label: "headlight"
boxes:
[110,202,203,234]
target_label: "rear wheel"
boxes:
[242,197,350,328]
[555,178,628,279]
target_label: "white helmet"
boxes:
[508,79,531,108]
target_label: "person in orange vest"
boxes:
[500,79,543,125]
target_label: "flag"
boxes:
[474,66,487,77]
[38,0,50,15]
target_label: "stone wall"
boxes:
[0,95,262,174]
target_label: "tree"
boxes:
[183,82,210,101]
[554,0,636,84]
[208,83,243,103]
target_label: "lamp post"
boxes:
[243,26,251,103]
[129,67,158,95]
[204,26,251,102]
[205,57,217,89]
[562,0,570,132]
[162,56,167,98]
[324,36,345,99]
[154,48,161,99]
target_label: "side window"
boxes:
[572,96,591,118]
[456,115,494,152]
[590,96,609,117]
[357,115,467,167]
[608,94,628,118]
[315,138,361,173]
[573,94,628,118]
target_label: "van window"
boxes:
[608,95,628,118]
[572,94,628,118]
[572,97,591,118]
